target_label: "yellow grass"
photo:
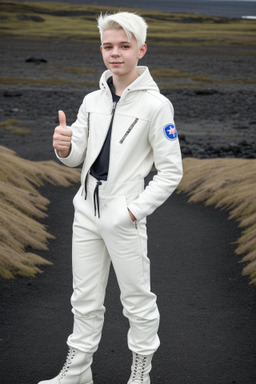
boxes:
[0,145,80,279]
[179,158,256,285]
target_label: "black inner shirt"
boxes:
[90,77,120,181]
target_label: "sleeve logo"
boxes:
[163,123,178,140]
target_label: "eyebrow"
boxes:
[102,41,131,45]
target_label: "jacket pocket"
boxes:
[119,118,139,144]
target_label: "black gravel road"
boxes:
[0,180,256,384]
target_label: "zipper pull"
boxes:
[112,101,117,113]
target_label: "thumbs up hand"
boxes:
[53,110,72,158]
[58,110,67,128]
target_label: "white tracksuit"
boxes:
[56,66,183,356]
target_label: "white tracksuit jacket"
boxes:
[57,66,183,220]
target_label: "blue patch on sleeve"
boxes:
[163,123,178,140]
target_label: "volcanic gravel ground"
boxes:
[0,39,256,160]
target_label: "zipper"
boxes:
[106,101,117,180]
[111,101,117,120]
[119,118,139,144]
[84,102,117,198]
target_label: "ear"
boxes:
[138,43,147,60]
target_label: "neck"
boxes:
[112,71,138,96]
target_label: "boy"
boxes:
[38,11,183,384]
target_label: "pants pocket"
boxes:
[103,196,136,230]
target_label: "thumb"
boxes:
[58,110,67,127]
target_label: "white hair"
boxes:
[97,12,148,48]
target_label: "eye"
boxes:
[104,45,112,50]
[122,45,130,49]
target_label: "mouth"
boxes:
[110,61,123,65]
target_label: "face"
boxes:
[100,28,147,81]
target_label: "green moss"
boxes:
[151,68,213,82]
[150,68,256,89]
[0,1,256,46]
[150,68,215,90]
[0,120,31,136]
[0,77,98,87]
[151,69,186,78]
[0,119,21,129]
[10,128,32,136]
[65,67,99,75]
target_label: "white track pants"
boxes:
[67,175,160,355]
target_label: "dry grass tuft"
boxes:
[178,158,256,285]
[2,145,255,285]
[0,145,80,279]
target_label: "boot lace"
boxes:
[58,348,76,382]
[131,353,147,383]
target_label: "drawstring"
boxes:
[84,173,88,199]
[93,181,102,218]
[83,174,102,218]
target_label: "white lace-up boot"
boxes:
[38,347,94,384]
[127,353,153,384]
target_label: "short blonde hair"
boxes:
[97,12,148,48]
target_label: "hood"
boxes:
[99,66,160,99]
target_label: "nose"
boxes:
[111,46,120,56]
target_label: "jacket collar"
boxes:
[99,66,159,101]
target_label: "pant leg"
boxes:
[67,187,111,353]
[100,195,160,356]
